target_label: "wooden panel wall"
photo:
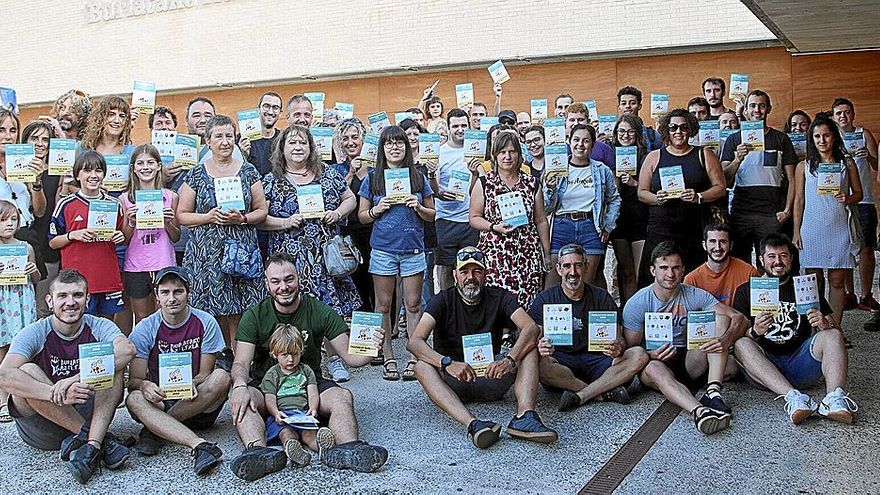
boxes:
[17,47,880,144]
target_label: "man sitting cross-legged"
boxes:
[0,269,136,484]
[125,266,231,476]
[408,246,558,449]
[528,243,648,412]
[732,233,858,424]
[623,242,748,435]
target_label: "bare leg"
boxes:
[612,239,637,303]
[639,360,701,412]
[218,314,244,351]
[299,429,318,451]
[579,348,647,402]
[631,240,645,289]
[545,254,561,289]
[402,273,424,356]
[512,349,540,416]
[0,346,9,406]
[826,269,847,328]
[413,361,474,426]
[114,293,134,336]
[583,254,602,285]
[165,369,230,422]
[125,391,205,448]
[810,328,848,392]
[859,248,875,300]
[234,387,267,448]
[372,274,398,360]
[318,386,359,444]
[129,295,156,327]
[87,369,126,445]
[13,363,85,434]
[437,265,454,291]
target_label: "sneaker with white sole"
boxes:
[284,439,311,468]
[316,427,335,463]
[327,356,350,383]
[778,389,817,425]
[693,407,730,435]
[818,388,858,424]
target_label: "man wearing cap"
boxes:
[124,266,231,476]
[408,246,558,449]
[497,110,517,127]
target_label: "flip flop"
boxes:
[402,360,417,381]
[383,359,400,381]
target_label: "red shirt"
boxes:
[49,192,124,293]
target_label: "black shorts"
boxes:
[162,399,225,430]
[663,349,707,391]
[122,271,156,299]
[552,351,614,384]
[10,397,94,451]
[317,376,340,394]
[434,219,480,266]
[441,370,515,403]
[858,204,878,249]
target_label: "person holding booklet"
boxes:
[563,103,616,170]
[623,242,748,435]
[357,125,435,381]
[49,151,128,319]
[720,89,798,271]
[616,86,663,151]
[125,266,230,475]
[470,131,550,309]
[81,96,135,157]
[0,269,135,483]
[0,200,40,422]
[684,223,759,306]
[260,324,335,468]
[701,77,733,120]
[529,244,648,412]
[408,246,558,449]
[230,253,388,480]
[610,114,650,304]
[544,123,621,287]
[177,115,268,351]
[637,109,727,288]
[417,80,444,129]
[240,92,283,175]
[732,233,857,424]
[260,125,361,319]
[120,144,180,325]
[0,109,47,235]
[831,98,880,314]
[523,125,546,178]
[792,113,862,330]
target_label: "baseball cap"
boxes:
[498,110,516,125]
[153,266,191,289]
[455,246,486,271]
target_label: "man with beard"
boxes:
[44,90,92,140]
[0,269,135,484]
[125,267,230,476]
[228,253,387,481]
[684,223,759,306]
[529,244,648,412]
[732,233,857,424]
[408,246,558,449]
[623,242,748,435]
[702,77,733,119]
[239,92,283,175]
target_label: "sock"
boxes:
[706,382,722,399]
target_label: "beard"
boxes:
[274,286,300,307]
[457,280,482,301]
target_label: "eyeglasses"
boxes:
[260,103,282,112]
[525,137,543,146]
[456,250,485,263]
[616,129,637,137]
[668,123,690,133]
[383,140,406,149]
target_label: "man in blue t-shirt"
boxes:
[622,242,747,436]
[529,244,648,412]
[125,266,230,476]
[0,269,135,484]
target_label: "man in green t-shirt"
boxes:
[227,253,387,481]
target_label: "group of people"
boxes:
[0,74,871,483]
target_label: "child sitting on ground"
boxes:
[261,323,335,467]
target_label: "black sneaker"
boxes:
[506,410,558,444]
[102,433,131,470]
[558,391,583,412]
[60,428,88,461]
[467,419,501,448]
[699,392,732,415]
[229,446,287,481]
[864,313,880,332]
[693,407,731,435]
[323,441,388,473]
[191,442,223,476]
[215,347,235,373]
[65,443,101,484]
[602,385,632,404]
[134,427,162,456]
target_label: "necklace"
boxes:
[286,169,310,177]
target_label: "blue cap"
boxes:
[153,266,191,289]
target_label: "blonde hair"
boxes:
[0,200,20,230]
[269,324,304,356]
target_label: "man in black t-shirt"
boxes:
[528,244,647,412]
[732,234,857,425]
[239,92,283,176]
[408,247,558,449]
[720,90,798,269]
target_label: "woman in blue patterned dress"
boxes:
[177,115,268,345]
[260,125,361,316]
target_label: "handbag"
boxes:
[842,166,865,258]
[220,238,262,279]
[322,225,362,278]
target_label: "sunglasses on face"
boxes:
[668,123,690,133]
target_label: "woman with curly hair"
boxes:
[81,95,134,156]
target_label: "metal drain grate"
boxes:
[579,400,681,495]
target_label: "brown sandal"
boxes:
[383,359,400,381]
[402,360,417,381]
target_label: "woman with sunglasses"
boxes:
[470,131,550,309]
[637,109,727,287]
[610,114,649,304]
[358,126,435,381]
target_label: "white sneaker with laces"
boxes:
[818,387,858,424]
[778,389,817,425]
[327,356,350,383]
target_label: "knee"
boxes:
[413,360,437,382]
[817,327,845,349]
[403,296,422,314]
[623,347,649,373]
[201,369,232,396]
[125,389,146,410]
[641,360,669,384]
[733,336,756,357]
[325,387,354,409]
[537,355,557,375]
[827,274,846,290]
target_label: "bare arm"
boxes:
[467,178,490,231]
[326,332,373,368]
[406,312,443,367]
[792,161,806,247]
[637,151,661,205]
[195,351,217,387]
[265,393,280,418]
[307,383,319,414]
[700,148,727,202]
[0,353,54,401]
[533,187,551,258]
[112,335,136,371]
[781,163,796,220]
[231,341,256,388]
[176,182,216,227]
[165,192,181,243]
[506,308,540,361]
[246,181,268,225]
[337,187,357,217]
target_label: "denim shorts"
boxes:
[369,249,427,277]
[550,215,605,255]
[763,335,823,389]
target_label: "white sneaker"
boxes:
[327,356,350,383]
[818,387,858,424]
[778,389,817,425]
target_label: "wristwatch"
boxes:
[440,355,452,371]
